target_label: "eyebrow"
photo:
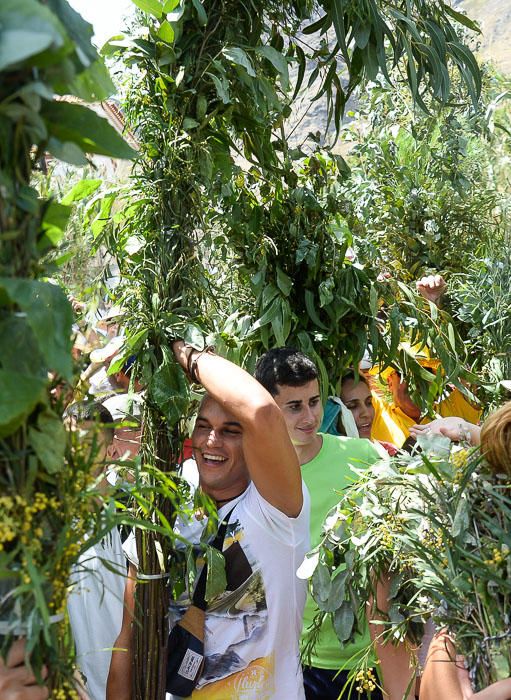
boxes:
[285,394,321,406]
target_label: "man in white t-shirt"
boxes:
[107,343,310,700]
[65,402,129,700]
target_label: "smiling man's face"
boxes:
[192,396,249,502]
[272,379,323,453]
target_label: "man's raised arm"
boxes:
[172,341,302,517]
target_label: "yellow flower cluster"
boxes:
[355,667,377,693]
[0,496,15,509]
[421,528,443,550]
[52,681,79,699]
[484,544,510,567]
[380,525,394,549]
[0,519,16,550]
[452,448,470,470]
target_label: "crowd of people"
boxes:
[1,275,509,700]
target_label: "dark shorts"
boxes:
[303,665,384,700]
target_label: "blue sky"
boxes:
[68,0,134,48]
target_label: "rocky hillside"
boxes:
[286,3,510,151]
[460,0,511,75]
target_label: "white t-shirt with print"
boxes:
[125,481,310,700]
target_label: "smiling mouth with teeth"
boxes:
[202,453,227,463]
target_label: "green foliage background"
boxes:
[4,0,511,696]
[0,0,136,693]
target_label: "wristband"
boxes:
[186,345,215,384]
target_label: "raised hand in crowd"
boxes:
[410,416,481,445]
[416,274,447,306]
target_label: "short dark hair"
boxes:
[65,401,115,444]
[255,348,319,396]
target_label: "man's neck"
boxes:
[295,433,323,466]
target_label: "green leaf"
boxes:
[452,496,469,538]
[149,359,189,423]
[447,40,482,104]
[61,179,102,205]
[0,317,44,376]
[276,267,292,296]
[158,20,175,44]
[131,0,163,18]
[331,0,350,67]
[0,29,55,72]
[0,0,65,72]
[67,58,116,103]
[40,201,72,248]
[46,0,99,68]
[312,561,332,604]
[190,0,207,27]
[0,278,73,379]
[257,46,289,91]
[25,553,51,628]
[41,101,138,160]
[318,278,335,308]
[292,44,306,100]
[0,370,47,438]
[447,323,457,353]
[369,284,378,319]
[261,284,278,308]
[297,550,319,579]
[271,302,286,346]
[323,569,349,613]
[47,138,89,167]
[353,22,371,50]
[304,290,329,330]
[223,47,256,77]
[333,600,355,642]
[442,2,481,34]
[205,547,227,602]
[182,117,199,130]
[91,192,116,240]
[250,297,281,332]
[183,324,205,350]
[209,73,231,104]
[28,410,67,474]
[163,0,180,10]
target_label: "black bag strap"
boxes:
[192,505,236,611]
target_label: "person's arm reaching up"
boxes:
[173,342,302,517]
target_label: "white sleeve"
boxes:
[243,481,310,547]
[122,530,139,568]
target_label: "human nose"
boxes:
[304,405,317,423]
[359,404,370,420]
[206,429,222,446]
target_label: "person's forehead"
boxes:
[341,377,371,400]
[274,379,320,404]
[115,427,140,439]
[196,396,240,425]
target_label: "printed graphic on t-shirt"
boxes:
[192,655,274,699]
[174,516,273,696]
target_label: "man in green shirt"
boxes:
[255,348,382,700]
